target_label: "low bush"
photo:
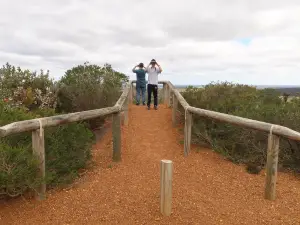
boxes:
[0,143,41,198]
[181,82,300,172]
[0,61,127,198]
[0,97,94,198]
[55,62,128,129]
[0,63,57,110]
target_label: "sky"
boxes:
[0,0,299,85]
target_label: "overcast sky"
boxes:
[0,0,299,85]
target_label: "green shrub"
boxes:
[45,123,94,186]
[0,61,128,199]
[0,101,94,198]
[182,82,300,172]
[55,62,128,129]
[0,143,41,198]
[0,63,57,110]
[56,62,128,113]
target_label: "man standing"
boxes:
[132,63,147,105]
[146,59,163,110]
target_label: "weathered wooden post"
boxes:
[167,86,170,106]
[131,83,135,103]
[112,112,121,161]
[32,126,46,200]
[167,86,171,107]
[124,96,129,126]
[184,110,192,156]
[163,83,167,104]
[129,83,133,104]
[172,93,178,127]
[160,159,173,216]
[264,133,280,200]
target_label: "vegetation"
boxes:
[181,82,300,173]
[0,62,127,199]
[56,62,128,129]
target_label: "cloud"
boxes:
[0,0,299,85]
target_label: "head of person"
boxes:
[138,63,144,68]
[150,59,157,66]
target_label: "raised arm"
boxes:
[156,63,163,73]
[132,65,137,73]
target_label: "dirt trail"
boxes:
[1,104,300,224]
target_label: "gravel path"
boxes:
[1,104,300,224]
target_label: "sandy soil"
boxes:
[1,104,300,224]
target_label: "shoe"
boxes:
[147,105,150,110]
[136,102,140,106]
[154,105,158,110]
[142,102,146,105]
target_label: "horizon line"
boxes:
[171,84,300,87]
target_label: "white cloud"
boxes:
[0,0,299,85]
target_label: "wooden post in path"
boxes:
[264,134,280,200]
[184,110,192,156]
[160,160,173,216]
[172,94,178,127]
[112,112,121,161]
[32,127,46,200]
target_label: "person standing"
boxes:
[132,63,147,105]
[146,59,162,110]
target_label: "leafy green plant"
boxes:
[182,82,300,172]
[0,62,57,110]
[45,123,94,187]
[0,101,94,198]
[55,62,128,129]
[0,61,126,199]
[0,143,41,198]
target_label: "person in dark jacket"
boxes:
[132,63,147,105]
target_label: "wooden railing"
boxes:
[130,80,300,201]
[0,82,133,200]
[2,80,300,202]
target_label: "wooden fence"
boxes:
[2,80,300,201]
[0,82,132,200]
[152,80,300,201]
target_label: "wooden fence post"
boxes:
[264,134,280,200]
[172,94,178,127]
[124,97,129,126]
[129,84,133,103]
[160,160,173,216]
[184,110,192,156]
[32,128,46,200]
[163,83,167,104]
[112,112,121,161]
[132,83,135,102]
[167,87,171,107]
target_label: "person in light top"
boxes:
[132,62,147,105]
[146,59,163,110]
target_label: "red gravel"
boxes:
[1,104,300,224]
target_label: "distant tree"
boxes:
[282,92,290,103]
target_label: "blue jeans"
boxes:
[136,83,146,104]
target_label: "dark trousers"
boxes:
[147,84,158,106]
